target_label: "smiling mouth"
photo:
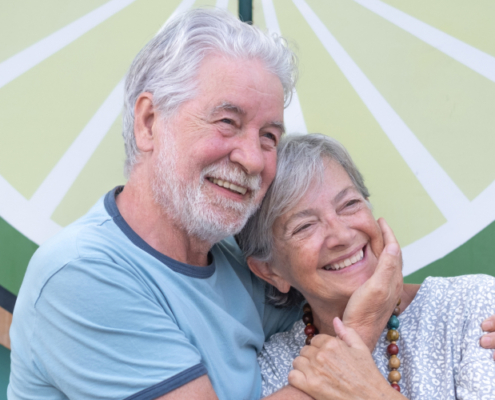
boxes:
[323,248,364,271]
[207,177,248,195]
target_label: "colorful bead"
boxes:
[305,334,314,345]
[304,324,316,336]
[388,370,401,383]
[302,313,313,325]
[391,383,401,392]
[387,343,399,355]
[303,303,311,313]
[388,355,400,369]
[393,306,400,316]
[387,315,400,329]
[387,329,400,341]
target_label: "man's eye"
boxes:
[262,132,277,144]
[220,118,233,125]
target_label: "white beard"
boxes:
[152,132,262,245]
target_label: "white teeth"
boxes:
[325,249,364,271]
[209,178,247,195]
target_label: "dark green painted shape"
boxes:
[239,0,253,23]
[405,220,495,284]
[0,346,10,400]
[0,218,38,296]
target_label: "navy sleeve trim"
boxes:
[0,284,16,313]
[124,364,208,400]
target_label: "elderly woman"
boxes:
[237,134,495,399]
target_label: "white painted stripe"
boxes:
[403,179,495,275]
[354,0,495,83]
[0,0,138,90]
[165,0,196,27]
[29,81,125,219]
[215,0,230,10]
[292,0,470,221]
[262,0,307,134]
[29,0,196,221]
[0,175,61,245]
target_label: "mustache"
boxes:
[200,162,261,193]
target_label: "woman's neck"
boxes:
[309,283,421,337]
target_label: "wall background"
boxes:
[1,0,494,396]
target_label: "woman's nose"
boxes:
[324,217,355,248]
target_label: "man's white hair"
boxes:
[122,7,298,177]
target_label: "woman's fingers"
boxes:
[333,317,368,351]
[481,315,495,360]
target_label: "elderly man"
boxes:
[8,8,495,400]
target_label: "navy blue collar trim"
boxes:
[104,186,215,279]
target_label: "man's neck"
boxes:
[115,178,213,267]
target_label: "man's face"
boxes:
[151,54,285,243]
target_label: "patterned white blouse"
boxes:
[258,275,495,399]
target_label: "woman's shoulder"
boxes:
[405,274,495,322]
[420,274,495,299]
[258,320,306,397]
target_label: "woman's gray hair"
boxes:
[237,134,370,307]
[122,7,298,177]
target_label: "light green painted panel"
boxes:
[306,0,495,200]
[228,0,238,17]
[52,116,126,226]
[193,0,218,8]
[405,220,495,283]
[273,0,445,247]
[0,0,109,62]
[253,0,267,30]
[0,0,181,199]
[380,0,495,57]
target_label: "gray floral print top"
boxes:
[258,275,495,399]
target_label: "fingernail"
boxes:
[386,243,400,256]
[482,320,494,331]
[481,336,492,348]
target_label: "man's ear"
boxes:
[134,92,156,153]
[247,257,291,293]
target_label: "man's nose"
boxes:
[229,130,265,176]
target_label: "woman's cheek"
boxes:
[369,221,385,259]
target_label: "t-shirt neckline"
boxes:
[104,186,216,279]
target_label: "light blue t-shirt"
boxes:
[8,187,299,400]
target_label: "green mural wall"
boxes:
[1,0,494,396]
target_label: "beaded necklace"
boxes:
[302,300,402,392]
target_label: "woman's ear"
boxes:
[134,92,156,153]
[247,257,291,293]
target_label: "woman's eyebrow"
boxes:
[334,186,358,204]
[283,209,317,232]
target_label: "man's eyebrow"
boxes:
[265,120,285,134]
[283,208,317,233]
[209,102,246,117]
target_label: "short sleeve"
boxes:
[31,258,207,400]
[455,275,495,399]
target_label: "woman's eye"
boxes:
[294,224,311,234]
[345,199,359,207]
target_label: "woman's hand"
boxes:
[288,318,406,400]
[482,316,495,360]
[342,218,403,351]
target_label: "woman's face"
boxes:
[270,159,384,307]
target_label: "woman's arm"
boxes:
[289,318,407,400]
